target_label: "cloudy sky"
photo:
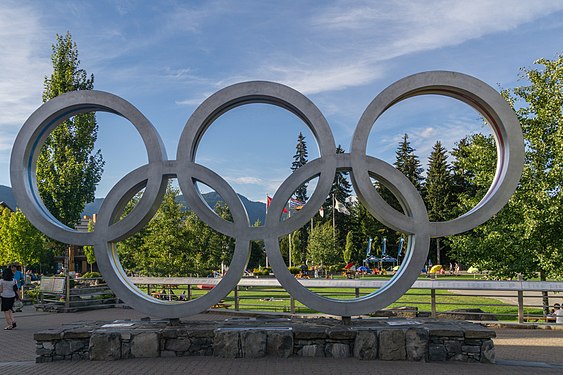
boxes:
[1,0,563,203]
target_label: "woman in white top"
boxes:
[0,267,18,329]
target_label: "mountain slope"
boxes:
[1,185,266,224]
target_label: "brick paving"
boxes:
[1,305,563,374]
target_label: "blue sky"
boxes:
[1,0,563,203]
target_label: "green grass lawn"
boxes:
[138,284,544,321]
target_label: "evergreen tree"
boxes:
[37,32,104,227]
[323,145,353,249]
[344,231,354,263]
[395,133,424,191]
[291,132,309,202]
[425,141,452,264]
[375,133,424,257]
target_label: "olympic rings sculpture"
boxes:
[10,71,524,318]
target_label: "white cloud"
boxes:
[0,3,51,162]
[255,0,563,95]
[259,62,387,96]
[231,176,263,185]
[419,127,436,138]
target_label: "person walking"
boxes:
[555,303,563,324]
[0,267,18,329]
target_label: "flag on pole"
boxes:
[334,198,350,215]
[267,195,288,213]
[289,197,305,210]
[382,237,387,256]
[366,237,372,257]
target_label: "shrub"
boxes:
[81,271,102,279]
[288,266,301,275]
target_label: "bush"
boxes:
[25,287,41,303]
[252,268,272,276]
[288,266,301,275]
[81,271,102,279]
[326,264,343,273]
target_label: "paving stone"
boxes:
[294,327,328,340]
[326,343,350,358]
[379,329,406,360]
[130,332,159,358]
[405,328,428,361]
[266,330,293,358]
[241,330,267,358]
[481,339,495,364]
[299,344,325,357]
[327,328,356,340]
[89,332,121,361]
[353,331,378,360]
[444,339,462,355]
[166,336,191,352]
[55,340,72,356]
[462,345,480,354]
[465,328,496,339]
[34,329,64,341]
[63,329,92,339]
[428,344,447,361]
[428,328,464,337]
[213,330,240,358]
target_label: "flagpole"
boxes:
[332,194,335,234]
[288,208,292,268]
[265,194,269,269]
[310,217,313,232]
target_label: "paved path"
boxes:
[448,288,557,306]
[1,305,563,374]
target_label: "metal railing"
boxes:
[130,276,563,323]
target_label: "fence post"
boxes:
[517,274,524,323]
[234,286,239,311]
[431,288,437,318]
[290,296,295,314]
[65,274,70,309]
[355,287,360,298]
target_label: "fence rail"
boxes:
[129,277,563,323]
[36,276,119,312]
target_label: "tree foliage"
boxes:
[0,208,45,267]
[307,221,337,266]
[37,32,104,227]
[344,231,353,263]
[291,132,309,202]
[425,141,453,264]
[83,219,96,271]
[448,53,563,279]
[117,185,240,277]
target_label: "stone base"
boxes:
[34,317,495,364]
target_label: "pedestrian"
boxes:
[555,303,563,324]
[11,264,24,288]
[0,267,18,330]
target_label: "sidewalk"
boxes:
[1,305,562,374]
